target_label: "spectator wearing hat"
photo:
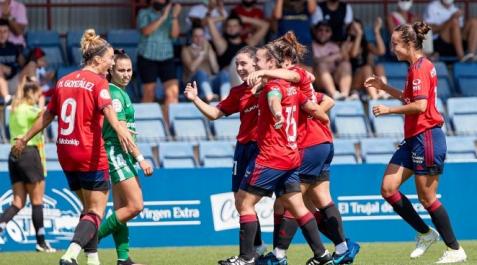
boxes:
[312,20,352,100]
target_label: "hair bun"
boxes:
[413,21,431,42]
[81,28,100,53]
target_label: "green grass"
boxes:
[1,241,476,265]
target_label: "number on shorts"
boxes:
[60,98,77,136]
[284,106,297,144]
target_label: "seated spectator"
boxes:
[1,0,27,47]
[387,0,417,32]
[20,48,55,99]
[424,0,477,61]
[188,0,227,40]
[342,18,387,100]
[207,12,268,98]
[312,20,352,100]
[273,0,316,69]
[232,0,264,41]
[181,26,219,102]
[0,18,23,104]
[137,0,181,125]
[312,0,353,42]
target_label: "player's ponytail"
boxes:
[395,21,430,51]
[80,28,111,65]
[271,31,307,64]
[11,76,41,111]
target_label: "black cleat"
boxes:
[306,251,334,265]
[219,256,255,265]
[59,258,78,265]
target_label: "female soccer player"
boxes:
[184,46,267,258]
[219,44,332,265]
[96,49,153,265]
[12,29,135,265]
[364,22,466,264]
[247,32,360,265]
[0,76,55,253]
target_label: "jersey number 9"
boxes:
[60,98,77,136]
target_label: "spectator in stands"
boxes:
[232,0,264,41]
[0,18,23,105]
[424,0,477,61]
[181,26,219,102]
[206,12,268,98]
[188,0,227,40]
[273,0,316,69]
[312,20,352,100]
[387,0,418,33]
[1,0,27,47]
[311,0,353,42]
[137,0,181,125]
[342,18,388,100]
[21,48,55,99]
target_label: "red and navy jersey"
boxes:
[298,92,333,148]
[255,78,308,170]
[216,82,258,144]
[47,70,112,171]
[402,57,444,138]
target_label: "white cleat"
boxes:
[410,227,440,259]
[435,247,467,264]
[36,242,56,253]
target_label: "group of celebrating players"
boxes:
[185,21,467,265]
[2,18,468,265]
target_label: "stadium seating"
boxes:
[159,142,196,168]
[445,136,477,162]
[169,103,211,141]
[137,142,159,167]
[360,138,397,164]
[133,103,169,142]
[447,97,477,135]
[382,62,408,91]
[199,141,235,167]
[333,139,358,164]
[0,143,10,171]
[368,99,404,138]
[434,62,453,99]
[66,30,83,66]
[330,101,370,138]
[57,65,80,79]
[453,63,477,96]
[107,29,140,66]
[211,113,240,140]
[435,97,450,134]
[26,30,65,69]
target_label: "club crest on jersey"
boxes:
[100,89,111,99]
[112,99,123,112]
[430,67,436,77]
[287,86,297,96]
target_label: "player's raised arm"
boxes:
[184,81,224,120]
[364,75,403,99]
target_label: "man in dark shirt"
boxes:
[311,0,354,42]
[0,18,23,104]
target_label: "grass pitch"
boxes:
[1,241,476,265]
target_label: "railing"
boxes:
[22,0,477,31]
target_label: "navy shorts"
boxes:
[64,169,111,191]
[232,141,259,192]
[390,127,446,176]
[240,159,301,198]
[299,142,334,184]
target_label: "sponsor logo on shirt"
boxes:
[112,99,123,112]
[57,137,80,146]
[243,104,258,113]
[287,86,297,96]
[412,79,422,91]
